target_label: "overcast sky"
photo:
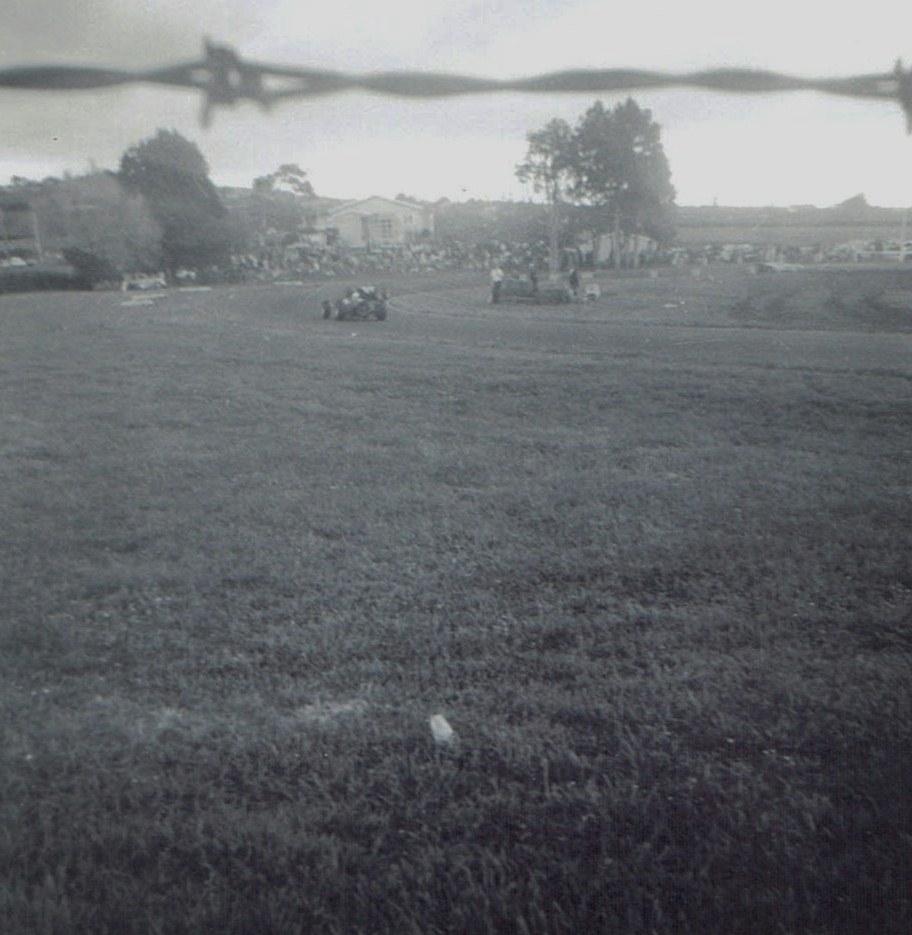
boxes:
[2,0,911,206]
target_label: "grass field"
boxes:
[2,266,911,934]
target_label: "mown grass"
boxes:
[1,267,911,934]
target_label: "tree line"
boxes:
[0,130,319,284]
[1,99,676,284]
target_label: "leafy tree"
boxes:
[119,130,233,276]
[230,189,305,254]
[569,99,675,263]
[53,173,162,273]
[252,163,314,198]
[516,118,573,273]
[232,163,319,261]
[519,100,675,267]
[516,119,573,206]
[2,172,162,273]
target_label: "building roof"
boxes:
[328,196,428,217]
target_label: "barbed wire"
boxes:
[2,40,911,131]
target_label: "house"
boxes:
[327,196,434,249]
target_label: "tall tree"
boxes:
[242,163,318,247]
[569,99,675,265]
[516,118,573,274]
[119,130,233,276]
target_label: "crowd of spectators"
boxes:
[229,238,560,283]
[227,234,901,285]
[668,243,838,265]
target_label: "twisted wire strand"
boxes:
[2,41,911,130]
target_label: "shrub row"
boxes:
[0,267,83,294]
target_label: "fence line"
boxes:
[2,40,911,129]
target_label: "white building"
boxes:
[327,196,434,249]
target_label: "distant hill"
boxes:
[218,186,344,217]
[675,197,906,247]
[433,200,548,243]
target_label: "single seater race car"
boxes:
[322,285,389,321]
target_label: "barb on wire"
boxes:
[2,40,911,131]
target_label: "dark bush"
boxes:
[62,248,120,289]
[0,267,80,294]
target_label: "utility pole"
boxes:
[548,189,559,278]
[0,207,9,258]
[30,204,43,261]
[900,207,908,264]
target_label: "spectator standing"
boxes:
[490,264,504,304]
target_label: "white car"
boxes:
[122,272,167,291]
